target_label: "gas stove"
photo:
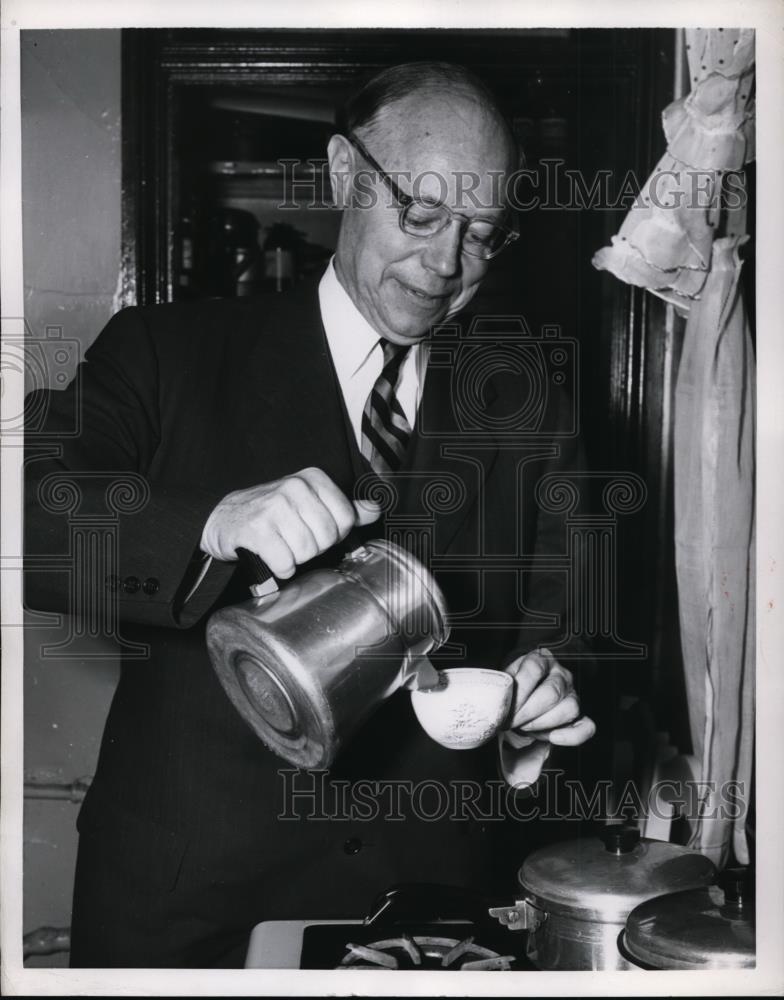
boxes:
[244,884,534,970]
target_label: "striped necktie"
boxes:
[361,339,413,475]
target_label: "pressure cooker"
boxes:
[489,825,717,970]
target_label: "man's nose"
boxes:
[421,219,463,277]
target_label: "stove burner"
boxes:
[338,933,516,971]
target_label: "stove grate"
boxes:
[338,933,516,971]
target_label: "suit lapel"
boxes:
[396,331,500,557]
[236,285,357,496]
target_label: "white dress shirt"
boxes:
[318,257,428,449]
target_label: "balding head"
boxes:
[328,62,520,344]
[340,61,520,171]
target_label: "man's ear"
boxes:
[327,134,354,210]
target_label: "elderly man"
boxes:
[25,61,594,968]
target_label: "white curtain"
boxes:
[593,28,755,867]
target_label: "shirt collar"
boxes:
[319,257,381,382]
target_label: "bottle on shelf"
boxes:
[262,223,305,293]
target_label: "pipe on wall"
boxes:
[23,926,70,958]
[24,778,91,803]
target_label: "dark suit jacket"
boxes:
[24,281,586,941]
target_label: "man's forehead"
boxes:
[383,92,511,161]
[378,95,514,210]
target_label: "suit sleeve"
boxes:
[24,306,235,629]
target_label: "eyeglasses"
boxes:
[346,133,519,261]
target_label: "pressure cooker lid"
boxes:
[623,868,755,969]
[519,826,717,923]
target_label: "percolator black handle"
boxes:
[235,546,277,595]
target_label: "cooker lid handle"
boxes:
[718,865,755,909]
[599,823,640,854]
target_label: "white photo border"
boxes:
[2,0,782,996]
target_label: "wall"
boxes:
[22,29,122,358]
[21,28,122,967]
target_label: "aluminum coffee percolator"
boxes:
[205,539,449,769]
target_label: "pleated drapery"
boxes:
[593,28,755,867]
[593,28,754,312]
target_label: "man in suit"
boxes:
[25,62,594,968]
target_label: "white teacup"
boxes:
[410,668,514,750]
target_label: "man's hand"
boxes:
[499,647,595,788]
[200,467,381,577]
